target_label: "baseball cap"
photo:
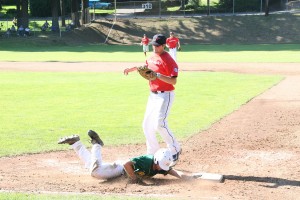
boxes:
[151,34,166,46]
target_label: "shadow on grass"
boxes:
[0,39,299,53]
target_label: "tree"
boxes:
[17,0,29,28]
[60,0,66,27]
[81,0,89,24]
[51,0,60,31]
[265,0,269,16]
[71,0,80,28]
[207,0,210,15]
[21,0,29,25]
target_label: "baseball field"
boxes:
[0,15,300,200]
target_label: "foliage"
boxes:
[186,0,200,10]
[29,0,71,17]
[2,0,15,5]
[217,0,284,12]
[30,0,51,17]
[0,5,16,18]
[216,0,259,12]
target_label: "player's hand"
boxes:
[124,68,130,75]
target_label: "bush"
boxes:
[217,0,284,12]
[6,8,16,15]
[2,0,15,5]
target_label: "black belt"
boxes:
[151,91,165,94]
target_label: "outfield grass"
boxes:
[0,193,160,200]
[0,71,282,156]
[0,43,299,62]
[0,43,287,199]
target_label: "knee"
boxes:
[156,119,167,130]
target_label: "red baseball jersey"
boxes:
[166,37,179,48]
[146,52,178,91]
[141,37,149,45]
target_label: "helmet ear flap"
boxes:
[154,157,158,164]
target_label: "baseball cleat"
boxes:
[88,130,104,146]
[58,134,80,145]
[170,148,182,167]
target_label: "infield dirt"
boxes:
[0,62,299,199]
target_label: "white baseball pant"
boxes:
[72,141,124,179]
[143,45,149,52]
[142,91,181,157]
[168,48,177,62]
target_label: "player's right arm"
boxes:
[168,169,193,180]
[124,67,138,75]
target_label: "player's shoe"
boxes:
[58,134,80,145]
[170,148,182,167]
[88,130,104,146]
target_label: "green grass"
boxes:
[90,8,115,14]
[167,6,181,11]
[0,43,299,62]
[0,5,16,16]
[0,71,282,157]
[0,193,160,200]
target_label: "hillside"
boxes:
[68,13,300,45]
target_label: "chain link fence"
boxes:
[96,0,300,19]
[0,16,74,38]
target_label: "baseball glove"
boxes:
[178,47,182,51]
[137,65,157,81]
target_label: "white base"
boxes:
[192,172,224,183]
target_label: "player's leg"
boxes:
[88,130,124,179]
[145,45,149,56]
[169,48,177,62]
[143,93,160,154]
[58,134,92,169]
[173,49,177,62]
[143,45,147,56]
[72,140,92,169]
[154,91,181,165]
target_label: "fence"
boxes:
[1,0,299,38]
[94,0,300,19]
[0,17,74,38]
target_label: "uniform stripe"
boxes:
[162,93,179,153]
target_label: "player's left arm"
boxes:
[156,74,177,85]
[177,39,181,48]
[177,38,181,49]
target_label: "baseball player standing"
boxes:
[124,34,181,167]
[141,34,150,57]
[166,31,181,62]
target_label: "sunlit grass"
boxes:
[0,71,282,156]
[167,6,181,11]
